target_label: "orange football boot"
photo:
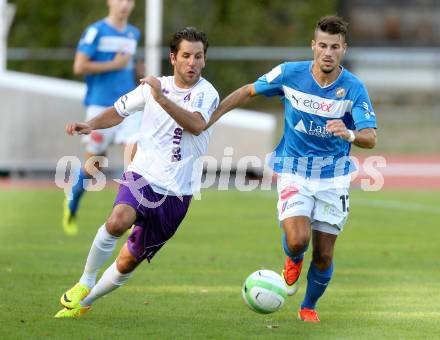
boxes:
[282,257,303,295]
[298,307,320,323]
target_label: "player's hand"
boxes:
[326,119,351,140]
[140,76,165,102]
[112,52,131,69]
[65,122,92,135]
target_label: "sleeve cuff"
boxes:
[195,109,209,122]
[253,81,263,95]
[355,121,377,130]
[114,101,128,118]
[77,48,93,58]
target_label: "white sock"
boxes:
[80,261,132,306]
[79,224,119,288]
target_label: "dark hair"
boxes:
[315,15,348,38]
[169,27,208,55]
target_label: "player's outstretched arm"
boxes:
[141,76,206,135]
[65,107,124,136]
[326,119,377,149]
[205,84,256,130]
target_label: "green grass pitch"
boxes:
[1,187,439,339]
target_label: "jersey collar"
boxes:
[171,76,203,93]
[309,61,344,89]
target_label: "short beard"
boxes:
[320,65,335,74]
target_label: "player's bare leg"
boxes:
[311,230,337,271]
[282,216,310,295]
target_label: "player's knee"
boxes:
[312,251,333,270]
[116,255,137,274]
[106,212,132,236]
[285,235,309,255]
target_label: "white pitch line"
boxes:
[354,199,440,214]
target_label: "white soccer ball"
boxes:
[242,269,288,314]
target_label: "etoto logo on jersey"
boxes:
[291,93,333,112]
[283,86,352,118]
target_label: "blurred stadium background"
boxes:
[1,1,440,338]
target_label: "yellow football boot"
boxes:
[60,283,90,309]
[54,305,90,318]
[62,199,78,236]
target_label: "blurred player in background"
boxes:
[55,27,219,318]
[207,15,377,322]
[63,0,141,236]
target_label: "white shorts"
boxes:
[276,173,350,235]
[82,105,142,155]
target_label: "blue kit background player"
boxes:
[63,0,141,236]
[207,15,377,322]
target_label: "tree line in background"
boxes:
[7,0,338,96]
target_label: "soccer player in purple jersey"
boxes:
[54,27,219,318]
[207,16,377,322]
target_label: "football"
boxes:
[242,269,288,314]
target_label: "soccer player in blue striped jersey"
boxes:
[207,15,377,322]
[63,0,141,235]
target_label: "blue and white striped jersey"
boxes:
[77,19,140,107]
[254,61,377,179]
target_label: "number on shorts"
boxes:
[339,194,349,212]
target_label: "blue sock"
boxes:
[68,169,89,215]
[282,232,306,264]
[301,261,334,310]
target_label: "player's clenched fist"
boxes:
[65,122,92,135]
[326,119,351,141]
[139,76,164,102]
